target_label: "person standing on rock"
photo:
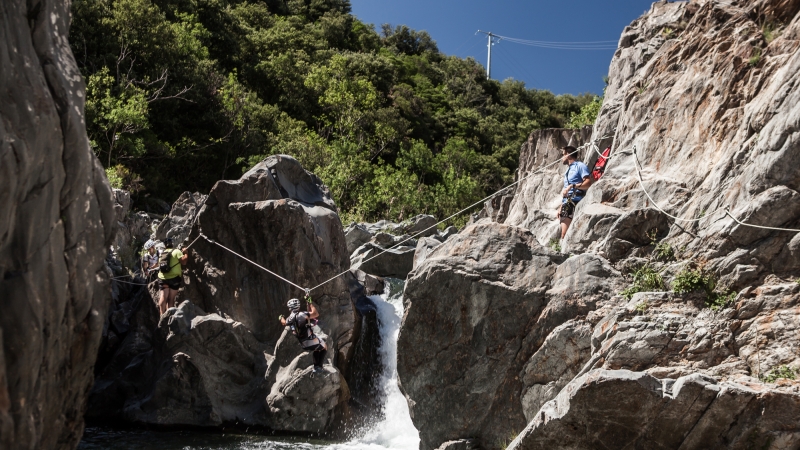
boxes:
[157,238,189,315]
[556,146,592,240]
[279,296,328,374]
[142,239,161,282]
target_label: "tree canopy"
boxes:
[71,0,595,223]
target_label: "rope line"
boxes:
[201,234,308,292]
[305,141,598,292]
[111,135,798,295]
[725,209,800,232]
[631,146,800,232]
[632,145,706,223]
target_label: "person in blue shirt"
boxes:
[555,146,593,239]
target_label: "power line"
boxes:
[491,33,619,50]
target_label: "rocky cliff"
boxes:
[87,155,375,434]
[0,0,115,449]
[398,1,800,449]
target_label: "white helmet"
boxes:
[144,239,156,250]
[287,298,301,311]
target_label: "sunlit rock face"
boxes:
[400,0,800,448]
[0,0,116,448]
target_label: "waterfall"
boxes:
[333,279,420,450]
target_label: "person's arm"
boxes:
[572,176,592,191]
[308,303,320,319]
[179,248,189,265]
[279,315,287,326]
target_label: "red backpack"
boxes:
[592,147,611,181]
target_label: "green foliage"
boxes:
[567,96,602,129]
[762,22,781,44]
[672,267,713,295]
[661,27,674,38]
[635,300,648,314]
[548,238,562,253]
[654,242,674,261]
[761,365,797,383]
[498,430,520,450]
[621,263,665,300]
[672,266,734,310]
[105,164,142,192]
[106,166,124,189]
[71,0,595,221]
[749,48,762,67]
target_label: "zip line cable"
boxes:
[201,235,308,292]
[112,137,800,295]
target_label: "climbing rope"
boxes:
[631,145,800,232]
[110,134,799,295]
[200,234,308,291]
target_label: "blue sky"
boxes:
[349,0,658,95]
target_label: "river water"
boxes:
[78,280,420,450]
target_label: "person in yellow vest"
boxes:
[157,238,189,315]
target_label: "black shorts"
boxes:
[560,201,578,219]
[158,276,182,290]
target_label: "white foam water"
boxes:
[329,279,420,450]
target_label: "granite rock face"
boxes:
[0,1,115,449]
[400,1,800,448]
[508,369,800,450]
[398,223,573,450]
[87,155,360,433]
[155,191,207,244]
[568,0,800,283]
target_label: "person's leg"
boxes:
[158,287,169,315]
[560,217,572,239]
[167,287,178,309]
[313,347,327,369]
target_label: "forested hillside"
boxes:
[70,0,596,222]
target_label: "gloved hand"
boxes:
[278,314,284,321]
[305,293,312,305]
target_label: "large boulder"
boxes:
[87,155,362,433]
[398,223,568,450]
[508,369,800,450]
[0,1,115,449]
[350,242,416,279]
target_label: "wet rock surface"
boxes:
[0,1,116,448]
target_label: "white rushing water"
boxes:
[331,279,420,450]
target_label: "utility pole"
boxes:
[477,30,500,79]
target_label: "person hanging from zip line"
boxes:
[157,238,190,315]
[555,146,592,239]
[279,293,328,374]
